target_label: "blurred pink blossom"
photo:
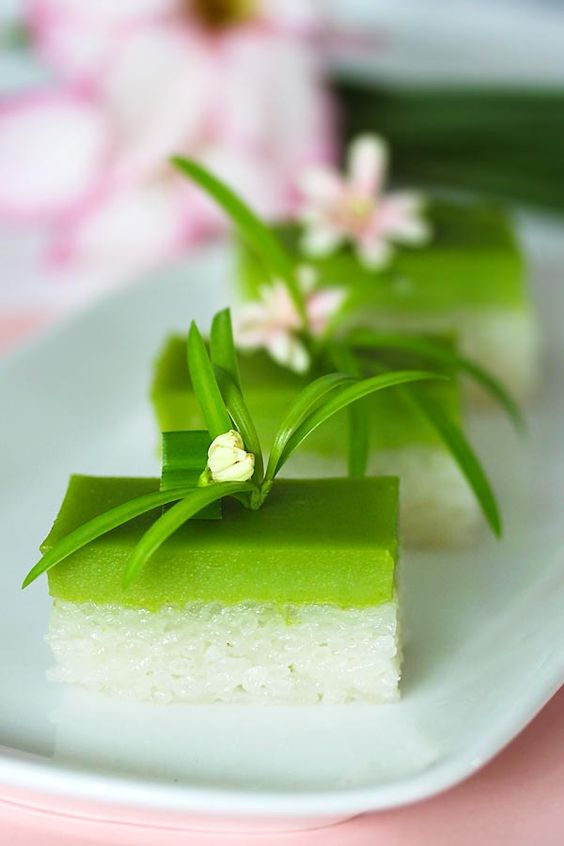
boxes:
[0,0,334,289]
[25,0,323,80]
[234,267,345,373]
[298,134,430,270]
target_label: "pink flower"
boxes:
[0,2,335,290]
[234,268,345,373]
[24,0,322,81]
[298,134,431,270]
[0,91,109,221]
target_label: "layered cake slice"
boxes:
[45,475,401,704]
[152,336,480,547]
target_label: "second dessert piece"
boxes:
[153,336,479,547]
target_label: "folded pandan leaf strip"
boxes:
[171,157,306,323]
[265,372,356,482]
[123,482,256,587]
[329,342,370,479]
[160,431,221,519]
[187,321,231,439]
[22,486,201,588]
[400,386,502,537]
[160,430,211,491]
[349,330,524,431]
[210,308,242,391]
[277,370,445,473]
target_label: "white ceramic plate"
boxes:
[0,217,563,824]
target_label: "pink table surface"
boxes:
[1,321,563,846]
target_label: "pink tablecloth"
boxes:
[1,323,563,846]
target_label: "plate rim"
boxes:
[1,237,563,817]
[0,668,562,817]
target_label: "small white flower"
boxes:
[207,430,255,482]
[233,266,346,373]
[298,134,431,270]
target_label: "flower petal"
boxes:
[301,222,344,258]
[298,165,343,207]
[103,25,211,182]
[263,280,302,330]
[30,0,175,27]
[260,0,321,32]
[267,331,310,373]
[348,134,388,197]
[232,302,272,349]
[377,192,432,245]
[357,236,393,270]
[27,0,177,79]
[57,180,185,274]
[214,33,335,195]
[211,451,255,483]
[0,92,108,220]
[307,288,347,336]
[190,146,288,231]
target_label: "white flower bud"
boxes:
[207,430,255,482]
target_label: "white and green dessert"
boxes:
[235,136,540,406]
[24,311,461,704]
[43,474,401,704]
[152,336,482,547]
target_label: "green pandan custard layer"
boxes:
[152,336,460,454]
[237,199,528,314]
[45,475,398,611]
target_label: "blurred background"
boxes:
[0,0,563,352]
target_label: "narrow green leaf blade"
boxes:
[124,482,255,587]
[279,370,446,472]
[347,404,370,478]
[214,365,264,483]
[172,157,306,320]
[210,308,241,391]
[404,387,502,537]
[350,330,524,431]
[329,343,370,479]
[265,372,357,481]
[187,321,231,439]
[22,487,198,589]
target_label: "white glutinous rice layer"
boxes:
[47,599,401,704]
[286,445,481,548]
[373,446,480,548]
